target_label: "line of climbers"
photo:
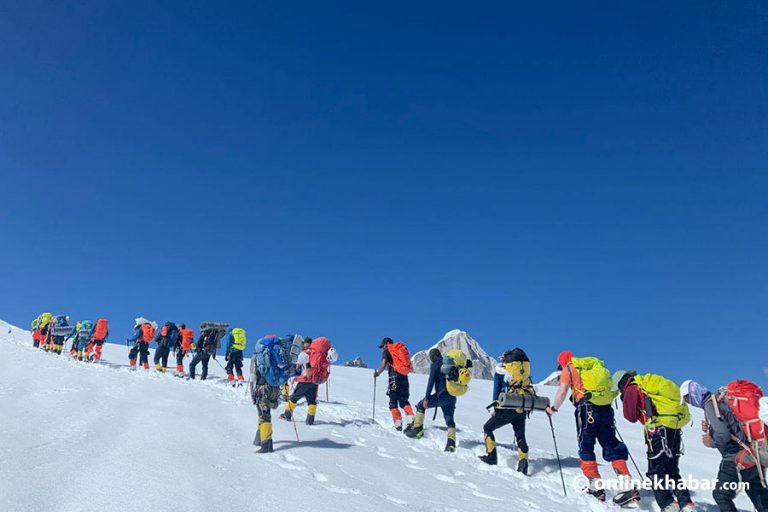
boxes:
[28,313,768,512]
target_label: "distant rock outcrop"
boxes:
[410,329,497,380]
[537,370,561,386]
[343,357,368,369]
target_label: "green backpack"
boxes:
[633,373,691,429]
[571,357,617,406]
[231,328,247,351]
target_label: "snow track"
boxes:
[0,320,753,511]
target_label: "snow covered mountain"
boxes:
[343,357,368,368]
[411,329,498,380]
[0,319,751,512]
[538,369,562,386]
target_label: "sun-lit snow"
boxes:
[0,319,755,512]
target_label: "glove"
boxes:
[191,343,196,350]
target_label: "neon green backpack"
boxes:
[39,312,52,329]
[633,373,691,430]
[571,357,617,406]
[231,328,247,351]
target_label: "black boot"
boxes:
[613,489,640,507]
[517,458,529,475]
[259,438,273,453]
[444,438,456,452]
[405,425,423,438]
[479,451,498,465]
[279,410,292,421]
[305,414,315,426]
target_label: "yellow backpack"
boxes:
[504,361,533,391]
[633,373,691,429]
[442,349,471,397]
[231,328,247,351]
[571,357,617,406]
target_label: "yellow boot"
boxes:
[258,422,273,453]
[517,449,529,475]
[445,427,457,452]
[306,404,317,425]
[405,410,425,438]
[479,435,497,464]
[279,401,296,421]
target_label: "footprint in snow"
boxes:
[384,495,408,505]
[354,437,367,447]
[471,490,503,501]
[324,485,361,495]
[377,447,395,459]
[434,474,457,483]
[283,453,305,464]
[314,473,329,482]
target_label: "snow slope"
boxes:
[0,320,753,512]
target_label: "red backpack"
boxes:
[93,319,108,341]
[180,329,194,351]
[721,380,768,444]
[141,323,156,343]
[307,337,332,384]
[389,342,412,376]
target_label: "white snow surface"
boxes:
[0,319,754,512]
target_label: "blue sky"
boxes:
[1,2,766,387]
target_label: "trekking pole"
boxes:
[325,379,329,402]
[614,424,643,478]
[372,375,377,424]
[290,409,300,442]
[548,415,567,497]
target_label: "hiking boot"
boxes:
[444,438,456,452]
[279,411,292,421]
[305,414,315,426]
[517,458,529,475]
[586,479,606,502]
[395,424,403,432]
[661,503,681,512]
[613,489,640,507]
[404,425,423,439]
[680,503,696,512]
[479,453,497,465]
[258,439,273,454]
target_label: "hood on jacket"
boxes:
[680,379,711,408]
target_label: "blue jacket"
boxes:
[424,359,455,405]
[492,372,507,401]
[222,330,234,355]
[127,327,142,343]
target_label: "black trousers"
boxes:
[713,459,768,512]
[189,351,211,379]
[225,351,244,377]
[290,382,318,406]
[153,345,170,367]
[483,408,529,453]
[645,427,692,509]
[129,342,149,365]
[387,373,411,409]
[176,348,185,366]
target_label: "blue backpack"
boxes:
[253,335,294,387]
